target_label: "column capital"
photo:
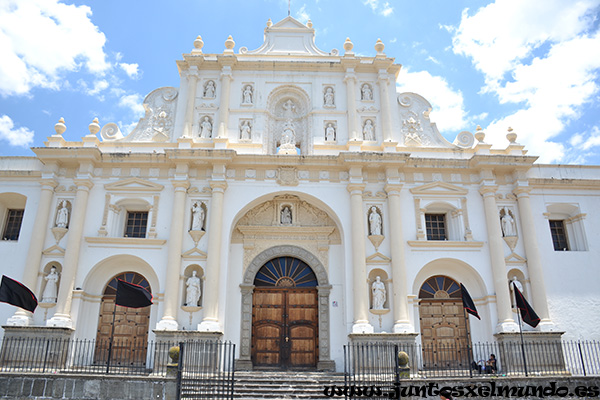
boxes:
[209,180,228,192]
[39,179,58,189]
[347,183,365,194]
[73,179,93,190]
[479,185,498,196]
[384,183,403,195]
[343,72,357,83]
[317,285,333,296]
[239,284,255,295]
[172,180,190,190]
[377,71,390,83]
[513,186,532,197]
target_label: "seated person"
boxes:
[485,354,497,374]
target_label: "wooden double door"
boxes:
[251,288,318,369]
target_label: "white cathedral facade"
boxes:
[1,17,599,371]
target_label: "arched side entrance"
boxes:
[95,272,151,364]
[419,275,470,369]
[239,245,333,371]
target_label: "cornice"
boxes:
[407,240,484,248]
[85,237,167,247]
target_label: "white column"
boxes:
[377,71,393,142]
[156,177,189,331]
[183,67,199,138]
[198,180,227,331]
[344,70,359,140]
[480,186,518,332]
[514,187,552,328]
[7,179,56,326]
[217,66,233,138]
[348,182,373,333]
[47,179,93,328]
[385,183,413,332]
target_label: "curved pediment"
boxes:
[242,17,329,56]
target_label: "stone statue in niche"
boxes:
[200,117,212,139]
[324,87,335,107]
[325,123,336,142]
[512,276,524,293]
[185,271,201,307]
[240,120,252,141]
[369,206,382,236]
[361,84,373,101]
[363,119,375,141]
[281,121,296,146]
[501,207,517,237]
[281,206,292,224]
[372,276,386,310]
[191,202,205,231]
[204,81,216,98]
[242,85,253,104]
[55,200,69,228]
[41,267,59,303]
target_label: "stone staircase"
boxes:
[233,370,347,399]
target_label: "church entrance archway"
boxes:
[418,275,470,370]
[252,257,318,368]
[94,272,151,365]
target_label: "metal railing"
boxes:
[344,340,600,384]
[177,340,236,400]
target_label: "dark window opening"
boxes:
[125,211,148,238]
[549,220,569,251]
[425,213,447,241]
[2,209,24,241]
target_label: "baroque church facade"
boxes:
[1,17,599,371]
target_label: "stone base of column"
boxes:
[6,311,33,326]
[494,331,565,373]
[1,326,74,371]
[46,314,73,328]
[496,320,519,333]
[393,322,414,334]
[235,358,253,371]
[537,319,556,332]
[197,320,222,332]
[351,322,374,334]
[156,318,179,331]
[317,359,336,371]
[348,332,418,347]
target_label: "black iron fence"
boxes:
[177,340,236,400]
[344,340,600,385]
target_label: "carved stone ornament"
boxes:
[120,87,178,142]
[277,167,298,186]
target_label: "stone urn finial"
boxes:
[88,118,100,136]
[506,127,517,144]
[225,35,235,51]
[267,18,273,28]
[475,125,485,143]
[344,37,354,53]
[307,19,313,28]
[193,35,204,52]
[398,351,410,378]
[168,346,180,364]
[54,117,66,136]
[375,38,385,54]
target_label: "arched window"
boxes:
[254,257,317,287]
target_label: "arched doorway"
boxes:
[251,256,318,369]
[95,272,151,365]
[419,275,470,369]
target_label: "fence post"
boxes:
[176,342,184,400]
[42,339,50,373]
[577,341,587,377]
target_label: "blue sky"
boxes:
[1,0,599,164]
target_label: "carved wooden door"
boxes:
[95,272,151,364]
[252,288,318,368]
[419,276,469,369]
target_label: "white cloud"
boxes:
[86,79,109,96]
[295,4,310,23]
[0,115,34,147]
[119,94,145,117]
[396,68,470,132]
[118,63,139,79]
[0,0,110,97]
[363,0,394,17]
[451,0,600,162]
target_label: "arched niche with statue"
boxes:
[266,85,311,155]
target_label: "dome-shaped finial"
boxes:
[225,35,235,51]
[344,37,354,53]
[506,127,517,144]
[307,19,313,28]
[475,125,485,143]
[193,35,204,52]
[375,38,385,54]
[266,18,273,28]
[54,117,66,136]
[88,118,100,136]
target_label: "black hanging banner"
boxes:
[460,283,481,320]
[0,275,38,313]
[115,279,152,308]
[513,282,540,328]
